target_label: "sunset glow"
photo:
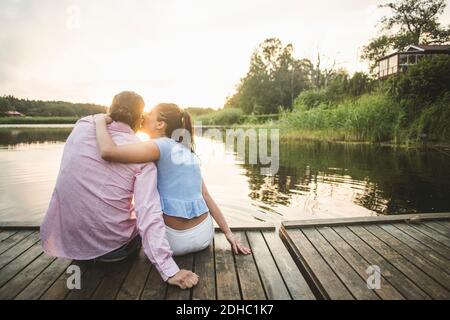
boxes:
[1,0,449,108]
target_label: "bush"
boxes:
[195,108,244,125]
[387,55,450,119]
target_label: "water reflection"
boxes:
[240,140,450,218]
[1,126,449,224]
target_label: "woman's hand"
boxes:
[93,113,113,124]
[225,231,252,255]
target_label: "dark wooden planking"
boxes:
[0,242,44,288]
[424,221,450,236]
[379,224,449,273]
[365,225,450,290]
[286,228,354,300]
[0,230,16,242]
[247,231,291,300]
[233,232,266,300]
[333,226,430,300]
[15,258,72,300]
[393,223,450,259]
[116,249,151,300]
[65,262,106,300]
[264,231,315,300]
[214,232,241,300]
[0,251,54,299]
[0,232,41,270]
[0,231,34,256]
[165,254,195,300]
[303,227,379,300]
[192,243,216,300]
[317,226,404,300]
[140,265,167,300]
[40,260,88,300]
[349,225,449,299]
[408,224,450,247]
[90,259,134,300]
[282,213,450,229]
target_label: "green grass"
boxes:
[0,116,80,124]
[277,93,405,143]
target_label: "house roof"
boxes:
[410,44,450,51]
[377,44,450,61]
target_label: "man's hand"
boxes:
[167,269,199,289]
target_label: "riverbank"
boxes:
[0,117,79,124]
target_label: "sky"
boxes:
[1,0,449,108]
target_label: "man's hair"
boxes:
[108,91,145,131]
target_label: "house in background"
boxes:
[377,44,450,80]
[3,111,25,117]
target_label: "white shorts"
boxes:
[165,214,214,256]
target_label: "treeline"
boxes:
[224,38,375,115]
[0,95,107,117]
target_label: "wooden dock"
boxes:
[0,225,315,300]
[1,212,449,300]
[280,213,450,300]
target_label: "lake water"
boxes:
[1,125,450,225]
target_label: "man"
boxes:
[40,91,198,289]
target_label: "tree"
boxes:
[225,38,313,114]
[362,0,450,72]
[0,97,12,115]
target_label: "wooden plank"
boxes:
[0,230,34,256]
[379,224,449,273]
[349,225,449,300]
[40,261,89,300]
[333,226,430,300]
[438,221,450,229]
[192,242,216,300]
[214,232,241,300]
[302,227,379,300]
[116,249,151,300]
[65,262,106,300]
[364,225,450,291]
[246,231,291,300]
[140,266,167,300]
[0,222,40,229]
[282,213,450,229]
[15,258,73,300]
[393,223,450,259]
[284,228,353,300]
[217,224,276,232]
[0,231,16,242]
[264,231,315,300]
[90,259,134,300]
[424,221,450,236]
[0,232,41,269]
[233,232,266,300]
[166,254,194,300]
[408,224,450,247]
[0,242,44,288]
[317,226,404,300]
[0,251,55,299]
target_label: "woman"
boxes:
[94,103,251,256]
